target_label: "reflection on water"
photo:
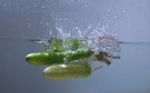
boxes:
[0,39,150,93]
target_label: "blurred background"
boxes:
[0,0,150,93]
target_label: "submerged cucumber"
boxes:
[25,49,92,65]
[25,52,65,65]
[43,63,92,79]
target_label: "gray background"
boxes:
[0,0,150,42]
[0,0,150,93]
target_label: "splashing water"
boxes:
[55,22,120,55]
[39,22,121,70]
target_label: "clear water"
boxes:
[0,39,150,93]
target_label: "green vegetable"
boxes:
[25,49,92,65]
[25,52,65,65]
[25,37,117,80]
[43,62,92,79]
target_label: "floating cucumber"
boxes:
[43,63,92,80]
[25,52,65,65]
[25,49,92,65]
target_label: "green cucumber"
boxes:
[43,63,92,79]
[25,49,92,65]
[25,52,65,65]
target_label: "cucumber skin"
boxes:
[25,52,65,65]
[25,49,90,65]
[43,63,92,79]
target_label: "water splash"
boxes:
[35,21,121,70]
[54,21,120,55]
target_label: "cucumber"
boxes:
[25,52,65,65]
[43,63,92,79]
[25,49,92,65]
